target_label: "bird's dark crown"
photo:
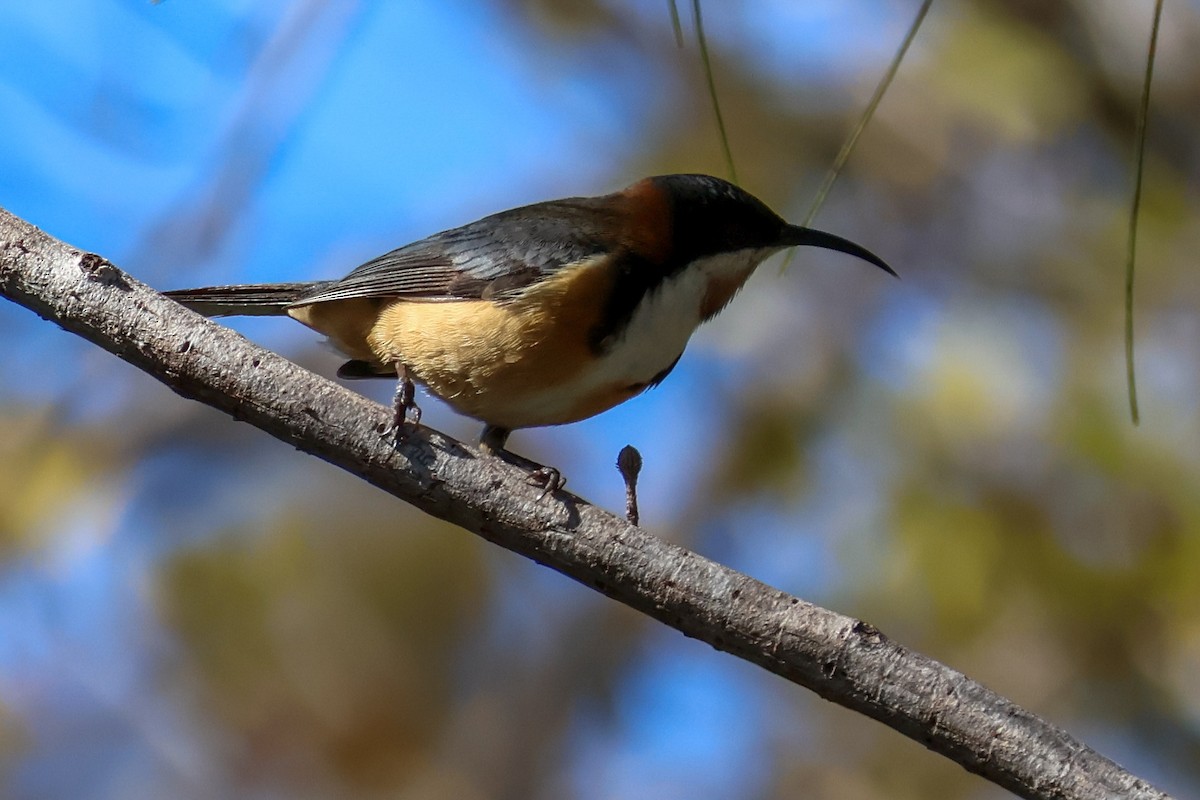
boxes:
[648,174,789,265]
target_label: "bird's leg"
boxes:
[478,425,565,498]
[478,424,510,456]
[384,363,421,444]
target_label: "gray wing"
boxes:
[293,197,619,305]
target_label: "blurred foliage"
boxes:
[4,1,1200,799]
[0,407,126,557]
[158,509,488,791]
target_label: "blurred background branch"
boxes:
[1124,0,1166,425]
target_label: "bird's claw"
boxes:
[527,466,566,500]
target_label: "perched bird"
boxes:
[166,174,893,487]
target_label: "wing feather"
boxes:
[292,197,620,306]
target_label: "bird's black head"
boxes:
[647,174,895,276]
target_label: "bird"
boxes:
[166,174,894,489]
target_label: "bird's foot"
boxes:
[480,425,566,499]
[384,367,421,445]
[528,466,566,500]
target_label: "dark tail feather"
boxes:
[163,281,324,317]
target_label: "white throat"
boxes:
[596,247,777,380]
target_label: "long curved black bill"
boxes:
[780,224,897,277]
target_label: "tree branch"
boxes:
[0,207,1171,800]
